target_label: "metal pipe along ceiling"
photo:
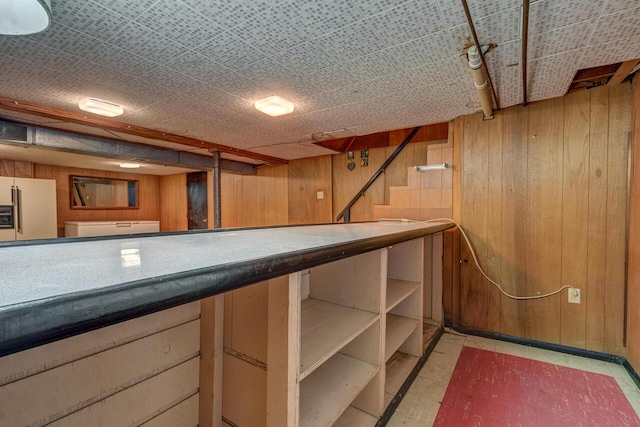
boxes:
[461,0,501,112]
[522,0,530,106]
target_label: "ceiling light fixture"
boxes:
[415,163,448,171]
[119,163,140,169]
[0,0,51,35]
[254,96,294,117]
[78,98,124,117]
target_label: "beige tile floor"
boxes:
[387,330,640,426]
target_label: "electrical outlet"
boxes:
[568,288,581,304]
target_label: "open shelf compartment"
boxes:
[299,352,378,427]
[386,279,420,313]
[385,314,420,362]
[300,298,379,381]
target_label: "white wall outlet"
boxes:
[568,288,581,304]
[316,191,324,200]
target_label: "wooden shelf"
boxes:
[300,299,379,381]
[385,314,420,362]
[299,353,378,427]
[333,406,377,427]
[386,279,420,313]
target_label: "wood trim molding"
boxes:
[0,96,288,165]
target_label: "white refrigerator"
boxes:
[0,177,58,242]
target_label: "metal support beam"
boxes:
[213,151,222,229]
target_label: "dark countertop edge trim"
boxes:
[0,222,453,357]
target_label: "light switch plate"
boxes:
[568,288,581,304]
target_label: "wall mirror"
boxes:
[70,176,138,209]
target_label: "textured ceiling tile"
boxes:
[99,0,159,19]
[51,0,131,39]
[529,20,595,59]
[270,21,384,72]
[138,66,202,93]
[122,98,200,127]
[588,6,640,46]
[580,33,640,68]
[385,30,455,69]
[350,0,411,16]
[20,22,102,57]
[529,0,605,34]
[364,0,444,47]
[483,40,520,70]
[180,0,272,26]
[182,81,256,116]
[230,0,364,54]
[135,0,225,47]
[202,72,270,101]
[603,0,640,14]
[448,7,521,52]
[192,31,267,71]
[528,49,583,102]
[436,0,520,28]
[105,22,189,64]
[403,57,465,87]
[0,38,80,72]
[164,50,232,79]
[70,60,139,89]
[493,65,521,108]
[85,43,161,78]
[237,59,323,101]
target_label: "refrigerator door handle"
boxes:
[11,185,16,205]
[16,186,22,234]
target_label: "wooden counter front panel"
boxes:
[0,302,200,426]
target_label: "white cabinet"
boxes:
[64,220,159,237]
[0,177,57,242]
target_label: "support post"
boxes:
[213,151,221,229]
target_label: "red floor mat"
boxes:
[434,346,639,427]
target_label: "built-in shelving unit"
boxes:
[383,238,424,410]
[267,236,429,426]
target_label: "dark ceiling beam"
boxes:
[522,0,530,106]
[608,58,640,85]
[314,122,449,153]
[0,96,287,165]
[461,0,501,110]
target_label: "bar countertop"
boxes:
[0,220,453,356]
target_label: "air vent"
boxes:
[0,120,28,143]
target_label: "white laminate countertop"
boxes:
[0,220,452,309]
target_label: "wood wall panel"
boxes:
[460,113,490,331]
[288,157,332,224]
[499,106,529,338]
[456,85,631,353]
[525,97,564,343]
[560,90,590,348]
[221,166,288,228]
[605,83,631,355]
[160,173,188,232]
[627,77,640,370]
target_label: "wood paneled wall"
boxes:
[33,164,161,237]
[627,78,640,369]
[288,157,333,224]
[160,173,188,232]
[221,165,288,228]
[0,159,34,178]
[455,84,631,355]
